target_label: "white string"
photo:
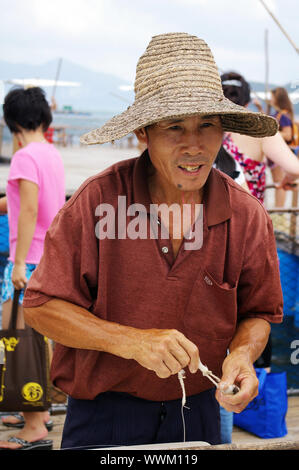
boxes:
[178,360,220,442]
[178,369,187,442]
[177,363,211,443]
[198,359,220,386]
[177,361,239,442]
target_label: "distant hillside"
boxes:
[0,58,298,115]
[0,58,133,113]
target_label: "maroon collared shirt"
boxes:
[23,151,283,401]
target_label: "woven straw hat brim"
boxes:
[80,94,278,145]
[81,32,278,145]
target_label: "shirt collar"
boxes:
[132,150,232,227]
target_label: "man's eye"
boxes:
[169,125,182,131]
[201,123,213,128]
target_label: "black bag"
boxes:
[0,289,51,411]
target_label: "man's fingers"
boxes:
[156,334,196,375]
[177,336,199,373]
[134,328,199,378]
[154,330,199,374]
[156,361,174,379]
[162,352,185,376]
[147,353,182,378]
[169,344,191,370]
[216,371,259,412]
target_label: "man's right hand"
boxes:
[24,299,199,378]
[130,328,199,378]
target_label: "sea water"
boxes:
[1,110,118,146]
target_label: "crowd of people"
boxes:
[0,32,298,450]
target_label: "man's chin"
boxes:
[175,175,209,193]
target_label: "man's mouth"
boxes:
[178,164,203,174]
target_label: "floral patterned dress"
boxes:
[222,133,266,203]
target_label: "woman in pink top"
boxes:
[0,87,65,450]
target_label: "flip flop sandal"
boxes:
[0,437,53,450]
[1,414,53,431]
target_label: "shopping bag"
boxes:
[233,367,288,438]
[0,289,51,411]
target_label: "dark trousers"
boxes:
[61,389,220,449]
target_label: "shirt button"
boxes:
[162,246,168,254]
[204,275,213,286]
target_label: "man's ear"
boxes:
[134,127,148,144]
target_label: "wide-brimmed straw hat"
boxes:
[80,32,277,144]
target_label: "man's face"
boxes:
[137,115,223,193]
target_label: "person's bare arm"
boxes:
[280,126,292,143]
[216,317,270,413]
[252,98,264,113]
[12,180,38,289]
[0,196,7,214]
[24,298,200,378]
[263,133,299,176]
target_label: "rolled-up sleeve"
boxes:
[237,210,283,324]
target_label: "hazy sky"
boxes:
[1,0,298,86]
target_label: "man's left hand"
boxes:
[215,351,259,413]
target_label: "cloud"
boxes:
[30,0,102,35]
[169,0,278,20]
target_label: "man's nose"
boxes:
[181,130,203,155]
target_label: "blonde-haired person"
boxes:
[270,87,295,143]
[270,87,297,207]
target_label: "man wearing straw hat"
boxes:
[23,33,283,448]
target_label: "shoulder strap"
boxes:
[9,289,22,330]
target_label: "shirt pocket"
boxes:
[183,268,237,340]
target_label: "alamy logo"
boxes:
[95,196,203,250]
[290,340,299,365]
